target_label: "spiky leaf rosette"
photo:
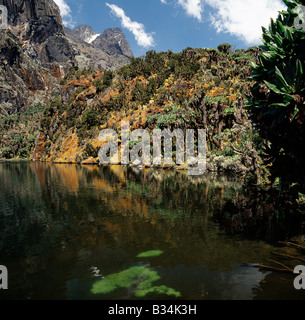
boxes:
[249,0,305,187]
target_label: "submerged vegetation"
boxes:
[1,162,304,299]
[91,250,180,298]
[136,250,164,258]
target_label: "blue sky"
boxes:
[54,0,286,57]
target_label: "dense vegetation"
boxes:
[249,0,305,201]
[0,102,45,159]
[1,0,305,206]
[22,45,263,182]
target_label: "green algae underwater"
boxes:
[91,250,181,298]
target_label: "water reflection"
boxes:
[0,162,304,300]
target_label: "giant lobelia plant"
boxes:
[249,0,305,189]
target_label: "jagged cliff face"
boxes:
[0,0,75,65]
[0,0,133,159]
[0,31,60,115]
[0,0,75,116]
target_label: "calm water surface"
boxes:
[0,162,304,300]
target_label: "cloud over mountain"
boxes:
[106,2,155,48]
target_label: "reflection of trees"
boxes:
[0,162,48,256]
[1,163,304,254]
[212,187,305,243]
[2,162,303,260]
[0,163,249,261]
[1,162,304,299]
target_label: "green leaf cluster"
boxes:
[248,0,305,188]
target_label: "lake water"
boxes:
[0,162,304,300]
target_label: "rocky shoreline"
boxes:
[1,153,250,176]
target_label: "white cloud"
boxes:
[205,0,286,44]
[177,0,204,21]
[106,3,155,48]
[53,0,75,28]
[164,0,285,45]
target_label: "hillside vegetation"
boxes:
[26,46,264,180]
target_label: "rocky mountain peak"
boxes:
[71,25,99,43]
[93,28,133,59]
[66,25,133,58]
[64,25,133,70]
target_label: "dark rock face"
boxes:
[0,0,74,114]
[93,28,133,59]
[0,0,75,65]
[0,32,59,115]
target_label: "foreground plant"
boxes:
[249,0,305,189]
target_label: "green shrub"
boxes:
[83,143,99,158]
